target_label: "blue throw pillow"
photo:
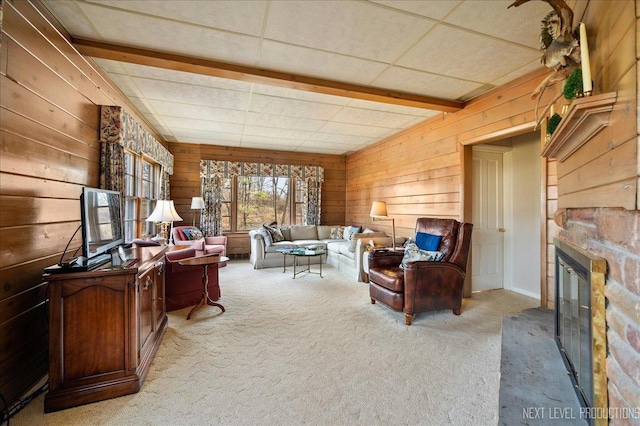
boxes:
[415,232,442,251]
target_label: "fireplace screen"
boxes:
[554,238,607,425]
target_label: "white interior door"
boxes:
[472,149,506,291]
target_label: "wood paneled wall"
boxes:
[345,68,553,240]
[555,0,638,209]
[169,142,347,254]
[0,0,163,409]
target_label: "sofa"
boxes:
[171,226,227,257]
[249,224,400,281]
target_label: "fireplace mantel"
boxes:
[542,92,617,161]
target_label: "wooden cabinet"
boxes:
[43,246,167,412]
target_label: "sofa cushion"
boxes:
[289,225,318,241]
[265,241,298,253]
[326,240,346,253]
[400,243,444,268]
[415,232,442,251]
[280,226,291,241]
[317,225,332,240]
[263,224,284,243]
[338,244,356,259]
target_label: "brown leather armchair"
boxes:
[368,218,473,325]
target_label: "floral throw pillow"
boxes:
[183,227,204,240]
[263,224,284,243]
[330,227,344,239]
[400,242,444,269]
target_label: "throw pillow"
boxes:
[256,227,273,246]
[263,224,284,243]
[330,227,344,239]
[183,227,204,240]
[415,232,442,251]
[343,226,362,241]
[400,242,444,269]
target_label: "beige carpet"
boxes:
[12,261,537,426]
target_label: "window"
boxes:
[236,177,292,231]
[200,160,323,233]
[123,150,160,242]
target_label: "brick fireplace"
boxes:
[554,208,640,424]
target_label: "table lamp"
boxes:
[370,201,396,250]
[190,196,205,226]
[146,199,183,245]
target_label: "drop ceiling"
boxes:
[42,0,552,155]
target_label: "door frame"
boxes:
[471,145,513,292]
[461,130,547,306]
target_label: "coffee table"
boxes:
[276,248,326,279]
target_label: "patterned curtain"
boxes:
[159,170,170,200]
[304,179,322,225]
[99,142,124,192]
[201,175,222,236]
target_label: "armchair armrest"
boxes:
[205,236,227,245]
[368,250,404,269]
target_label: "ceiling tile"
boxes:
[116,62,252,92]
[331,106,420,128]
[148,100,247,124]
[396,24,540,83]
[491,59,545,87]
[317,121,389,138]
[372,66,483,100]
[161,116,244,134]
[307,133,372,145]
[172,128,243,143]
[43,0,102,39]
[258,40,388,85]
[444,0,553,49]
[88,0,268,37]
[265,0,434,63]
[372,0,462,20]
[244,112,326,132]
[75,1,261,65]
[248,94,344,120]
[131,78,250,110]
[242,126,314,141]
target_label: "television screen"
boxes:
[81,187,124,260]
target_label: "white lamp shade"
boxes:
[370,201,388,218]
[146,200,183,222]
[190,196,205,209]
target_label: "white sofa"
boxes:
[248,225,398,281]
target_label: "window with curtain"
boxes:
[200,160,323,236]
[123,149,161,241]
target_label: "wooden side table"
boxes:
[178,255,229,319]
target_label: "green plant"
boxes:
[563,68,583,100]
[547,113,562,134]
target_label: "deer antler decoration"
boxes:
[508,0,580,128]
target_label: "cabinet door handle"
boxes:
[156,261,164,276]
[143,276,152,291]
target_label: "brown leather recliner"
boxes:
[368,218,473,325]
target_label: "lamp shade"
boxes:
[146,200,183,222]
[190,196,205,209]
[370,201,389,218]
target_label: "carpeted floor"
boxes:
[12,261,538,425]
[498,308,585,425]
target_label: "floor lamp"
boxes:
[190,196,205,227]
[146,200,183,245]
[370,201,396,250]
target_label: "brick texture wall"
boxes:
[558,208,640,424]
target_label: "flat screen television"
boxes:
[80,187,124,262]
